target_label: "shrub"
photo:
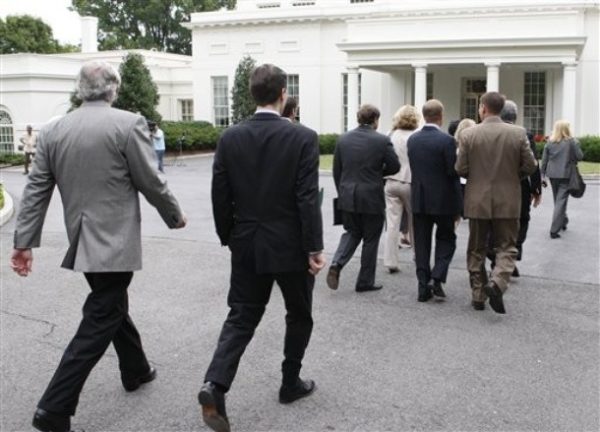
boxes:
[579,135,600,162]
[0,153,26,165]
[319,134,339,155]
[0,183,4,210]
[161,121,222,151]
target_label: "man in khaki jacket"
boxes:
[456,92,536,314]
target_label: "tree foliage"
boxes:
[113,53,161,121]
[231,55,257,124]
[70,0,236,55]
[0,15,78,54]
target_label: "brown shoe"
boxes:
[326,265,340,290]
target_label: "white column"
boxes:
[347,66,360,129]
[486,62,500,92]
[413,63,427,113]
[80,17,98,53]
[562,62,578,129]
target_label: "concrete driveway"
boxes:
[1,156,598,432]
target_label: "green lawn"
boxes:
[319,155,600,176]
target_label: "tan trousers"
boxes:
[467,218,518,302]
[384,180,412,269]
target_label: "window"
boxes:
[180,99,194,122]
[350,0,374,3]
[212,76,230,127]
[0,109,14,153]
[523,72,546,136]
[287,74,300,122]
[342,73,362,132]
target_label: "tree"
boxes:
[231,55,256,124]
[113,53,161,121]
[0,15,78,54]
[70,0,237,55]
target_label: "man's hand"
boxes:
[11,248,33,277]
[308,252,326,276]
[532,194,542,208]
[175,214,187,229]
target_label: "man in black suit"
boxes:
[407,99,462,302]
[198,64,325,432]
[326,104,400,293]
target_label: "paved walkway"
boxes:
[1,157,598,431]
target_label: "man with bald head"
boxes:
[456,92,537,314]
[407,99,462,303]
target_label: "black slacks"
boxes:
[331,211,385,288]
[412,213,457,289]
[205,245,314,391]
[38,272,149,416]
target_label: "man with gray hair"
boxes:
[487,100,542,276]
[11,60,186,432]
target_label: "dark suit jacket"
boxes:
[333,125,400,215]
[212,112,323,274]
[407,125,462,216]
[521,133,542,218]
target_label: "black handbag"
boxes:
[567,140,586,198]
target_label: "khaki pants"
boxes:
[467,218,518,302]
[383,180,412,269]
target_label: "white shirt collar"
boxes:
[255,108,281,116]
[424,123,441,130]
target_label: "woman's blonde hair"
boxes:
[455,118,476,145]
[549,119,572,142]
[391,105,420,131]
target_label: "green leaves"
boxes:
[231,55,257,124]
[113,53,161,121]
[70,0,236,55]
[0,15,78,54]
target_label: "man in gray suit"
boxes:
[10,61,186,432]
[327,104,400,292]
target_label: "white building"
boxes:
[188,0,600,135]
[0,18,193,153]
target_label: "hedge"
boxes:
[535,135,600,162]
[161,121,341,155]
[0,183,4,210]
[0,153,26,165]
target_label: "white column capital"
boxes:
[484,61,501,68]
[346,65,360,74]
[411,63,428,71]
[562,61,578,70]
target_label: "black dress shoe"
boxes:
[32,408,72,432]
[430,280,446,299]
[355,284,382,292]
[417,290,433,303]
[387,267,400,274]
[326,265,340,290]
[198,382,230,432]
[279,378,316,404]
[511,266,520,277]
[483,281,506,314]
[471,300,485,311]
[122,367,157,392]
[550,232,561,239]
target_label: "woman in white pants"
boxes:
[384,105,420,273]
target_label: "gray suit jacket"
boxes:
[541,139,583,179]
[13,101,183,272]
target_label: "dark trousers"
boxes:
[412,213,457,289]
[331,211,385,288]
[550,178,570,235]
[38,272,149,416]
[205,248,314,391]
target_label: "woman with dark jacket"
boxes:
[541,120,584,238]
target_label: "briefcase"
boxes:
[333,198,343,226]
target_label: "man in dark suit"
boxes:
[326,104,400,293]
[198,64,325,432]
[407,99,462,302]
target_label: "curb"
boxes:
[0,189,15,227]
